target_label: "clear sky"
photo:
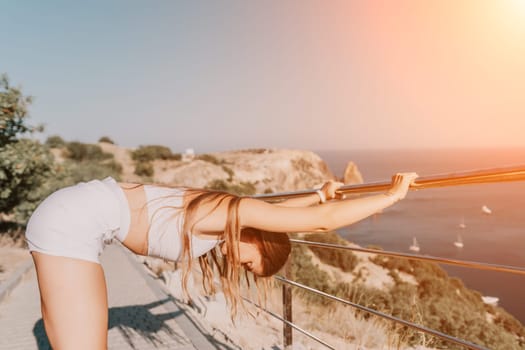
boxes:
[2,0,525,152]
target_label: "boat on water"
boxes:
[454,235,464,248]
[481,205,492,215]
[482,296,499,306]
[458,217,466,229]
[409,237,420,252]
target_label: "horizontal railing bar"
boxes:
[241,296,335,349]
[274,276,489,350]
[290,239,525,276]
[254,164,525,201]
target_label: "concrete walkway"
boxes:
[0,244,227,350]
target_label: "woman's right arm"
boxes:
[239,173,418,233]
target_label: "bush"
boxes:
[61,158,121,182]
[290,244,338,304]
[11,151,123,222]
[371,254,414,274]
[368,254,525,349]
[0,73,41,147]
[0,139,55,221]
[45,135,66,148]
[64,142,113,162]
[0,222,26,247]
[221,165,234,181]
[304,232,359,272]
[134,162,154,177]
[1,75,65,222]
[205,179,256,196]
[195,153,222,165]
[131,145,179,162]
[98,136,114,144]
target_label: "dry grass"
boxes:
[288,288,416,350]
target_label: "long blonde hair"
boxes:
[150,187,291,317]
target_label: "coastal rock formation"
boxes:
[202,148,336,193]
[101,144,337,193]
[343,161,364,185]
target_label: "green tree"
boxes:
[45,135,66,148]
[0,74,42,147]
[64,141,113,162]
[0,74,54,221]
[98,136,114,144]
[134,162,154,177]
[131,145,178,162]
[0,138,55,216]
[304,232,359,272]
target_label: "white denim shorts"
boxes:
[25,176,130,264]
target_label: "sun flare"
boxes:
[510,0,525,12]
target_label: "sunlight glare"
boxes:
[510,0,525,12]
[496,0,525,35]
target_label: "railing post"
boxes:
[283,259,293,348]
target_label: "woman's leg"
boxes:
[31,251,108,350]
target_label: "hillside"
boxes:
[27,141,525,349]
[97,142,339,192]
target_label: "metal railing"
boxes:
[251,164,525,350]
[256,164,525,200]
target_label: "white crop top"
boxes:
[143,185,222,261]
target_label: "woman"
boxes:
[25,172,417,349]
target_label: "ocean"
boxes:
[316,148,525,324]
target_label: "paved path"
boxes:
[0,244,224,350]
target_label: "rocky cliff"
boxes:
[99,143,343,193]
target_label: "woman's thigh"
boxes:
[31,251,108,350]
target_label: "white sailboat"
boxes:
[481,205,492,215]
[458,217,466,229]
[454,235,464,248]
[409,237,420,252]
[482,296,499,306]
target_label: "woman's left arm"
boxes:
[239,173,417,233]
